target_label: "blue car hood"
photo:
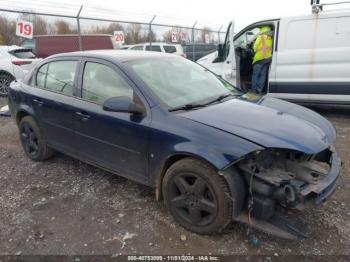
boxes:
[180,97,336,154]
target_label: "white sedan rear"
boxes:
[0,45,42,96]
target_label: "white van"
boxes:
[197,3,350,104]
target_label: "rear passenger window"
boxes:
[130,46,143,50]
[36,61,77,96]
[82,62,134,104]
[10,49,36,59]
[145,45,162,52]
[163,45,177,53]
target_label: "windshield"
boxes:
[125,57,239,109]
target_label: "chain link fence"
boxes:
[0,4,227,96]
[0,5,226,59]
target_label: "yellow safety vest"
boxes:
[253,34,273,64]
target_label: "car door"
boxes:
[31,58,79,155]
[233,21,279,92]
[221,21,237,86]
[73,58,151,184]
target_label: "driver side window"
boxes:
[82,62,134,105]
[234,28,260,48]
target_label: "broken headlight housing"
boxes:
[237,147,340,220]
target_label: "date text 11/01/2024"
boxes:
[127,255,219,261]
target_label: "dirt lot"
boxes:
[0,97,349,257]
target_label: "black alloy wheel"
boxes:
[20,121,39,157]
[168,173,218,226]
[163,158,234,234]
[19,116,53,161]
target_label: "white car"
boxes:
[128,42,186,58]
[0,45,42,96]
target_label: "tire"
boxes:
[162,158,233,234]
[19,116,53,161]
[0,72,15,97]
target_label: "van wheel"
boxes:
[19,116,53,161]
[0,72,15,97]
[162,158,232,234]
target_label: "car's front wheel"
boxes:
[163,158,233,234]
[19,116,53,161]
[0,72,15,97]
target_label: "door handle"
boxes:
[75,111,91,121]
[33,98,44,106]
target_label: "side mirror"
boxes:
[218,44,225,61]
[103,96,144,115]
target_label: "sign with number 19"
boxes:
[16,20,33,39]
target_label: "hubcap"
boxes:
[169,174,218,226]
[20,123,39,156]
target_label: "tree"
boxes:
[147,29,157,43]
[54,20,75,34]
[88,22,124,34]
[125,24,143,44]
[0,16,17,45]
[33,16,49,35]
[201,27,213,43]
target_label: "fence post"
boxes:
[191,21,197,61]
[77,5,83,51]
[149,15,156,47]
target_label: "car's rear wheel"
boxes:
[162,158,233,234]
[19,116,53,161]
[0,72,15,97]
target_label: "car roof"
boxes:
[130,42,180,46]
[50,50,179,62]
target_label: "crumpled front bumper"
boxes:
[231,148,342,239]
[297,149,341,209]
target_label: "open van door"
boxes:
[197,20,237,86]
[221,20,238,87]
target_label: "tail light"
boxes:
[12,60,32,66]
[181,53,187,58]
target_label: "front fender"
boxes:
[150,130,263,200]
[15,104,38,124]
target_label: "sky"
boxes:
[2,0,348,31]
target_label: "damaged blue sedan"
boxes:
[8,50,341,239]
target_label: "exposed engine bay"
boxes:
[235,147,340,238]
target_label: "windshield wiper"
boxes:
[169,93,239,112]
[168,103,206,112]
[205,93,238,105]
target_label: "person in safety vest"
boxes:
[251,26,273,94]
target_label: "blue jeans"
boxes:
[252,59,271,94]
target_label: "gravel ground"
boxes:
[0,97,349,256]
